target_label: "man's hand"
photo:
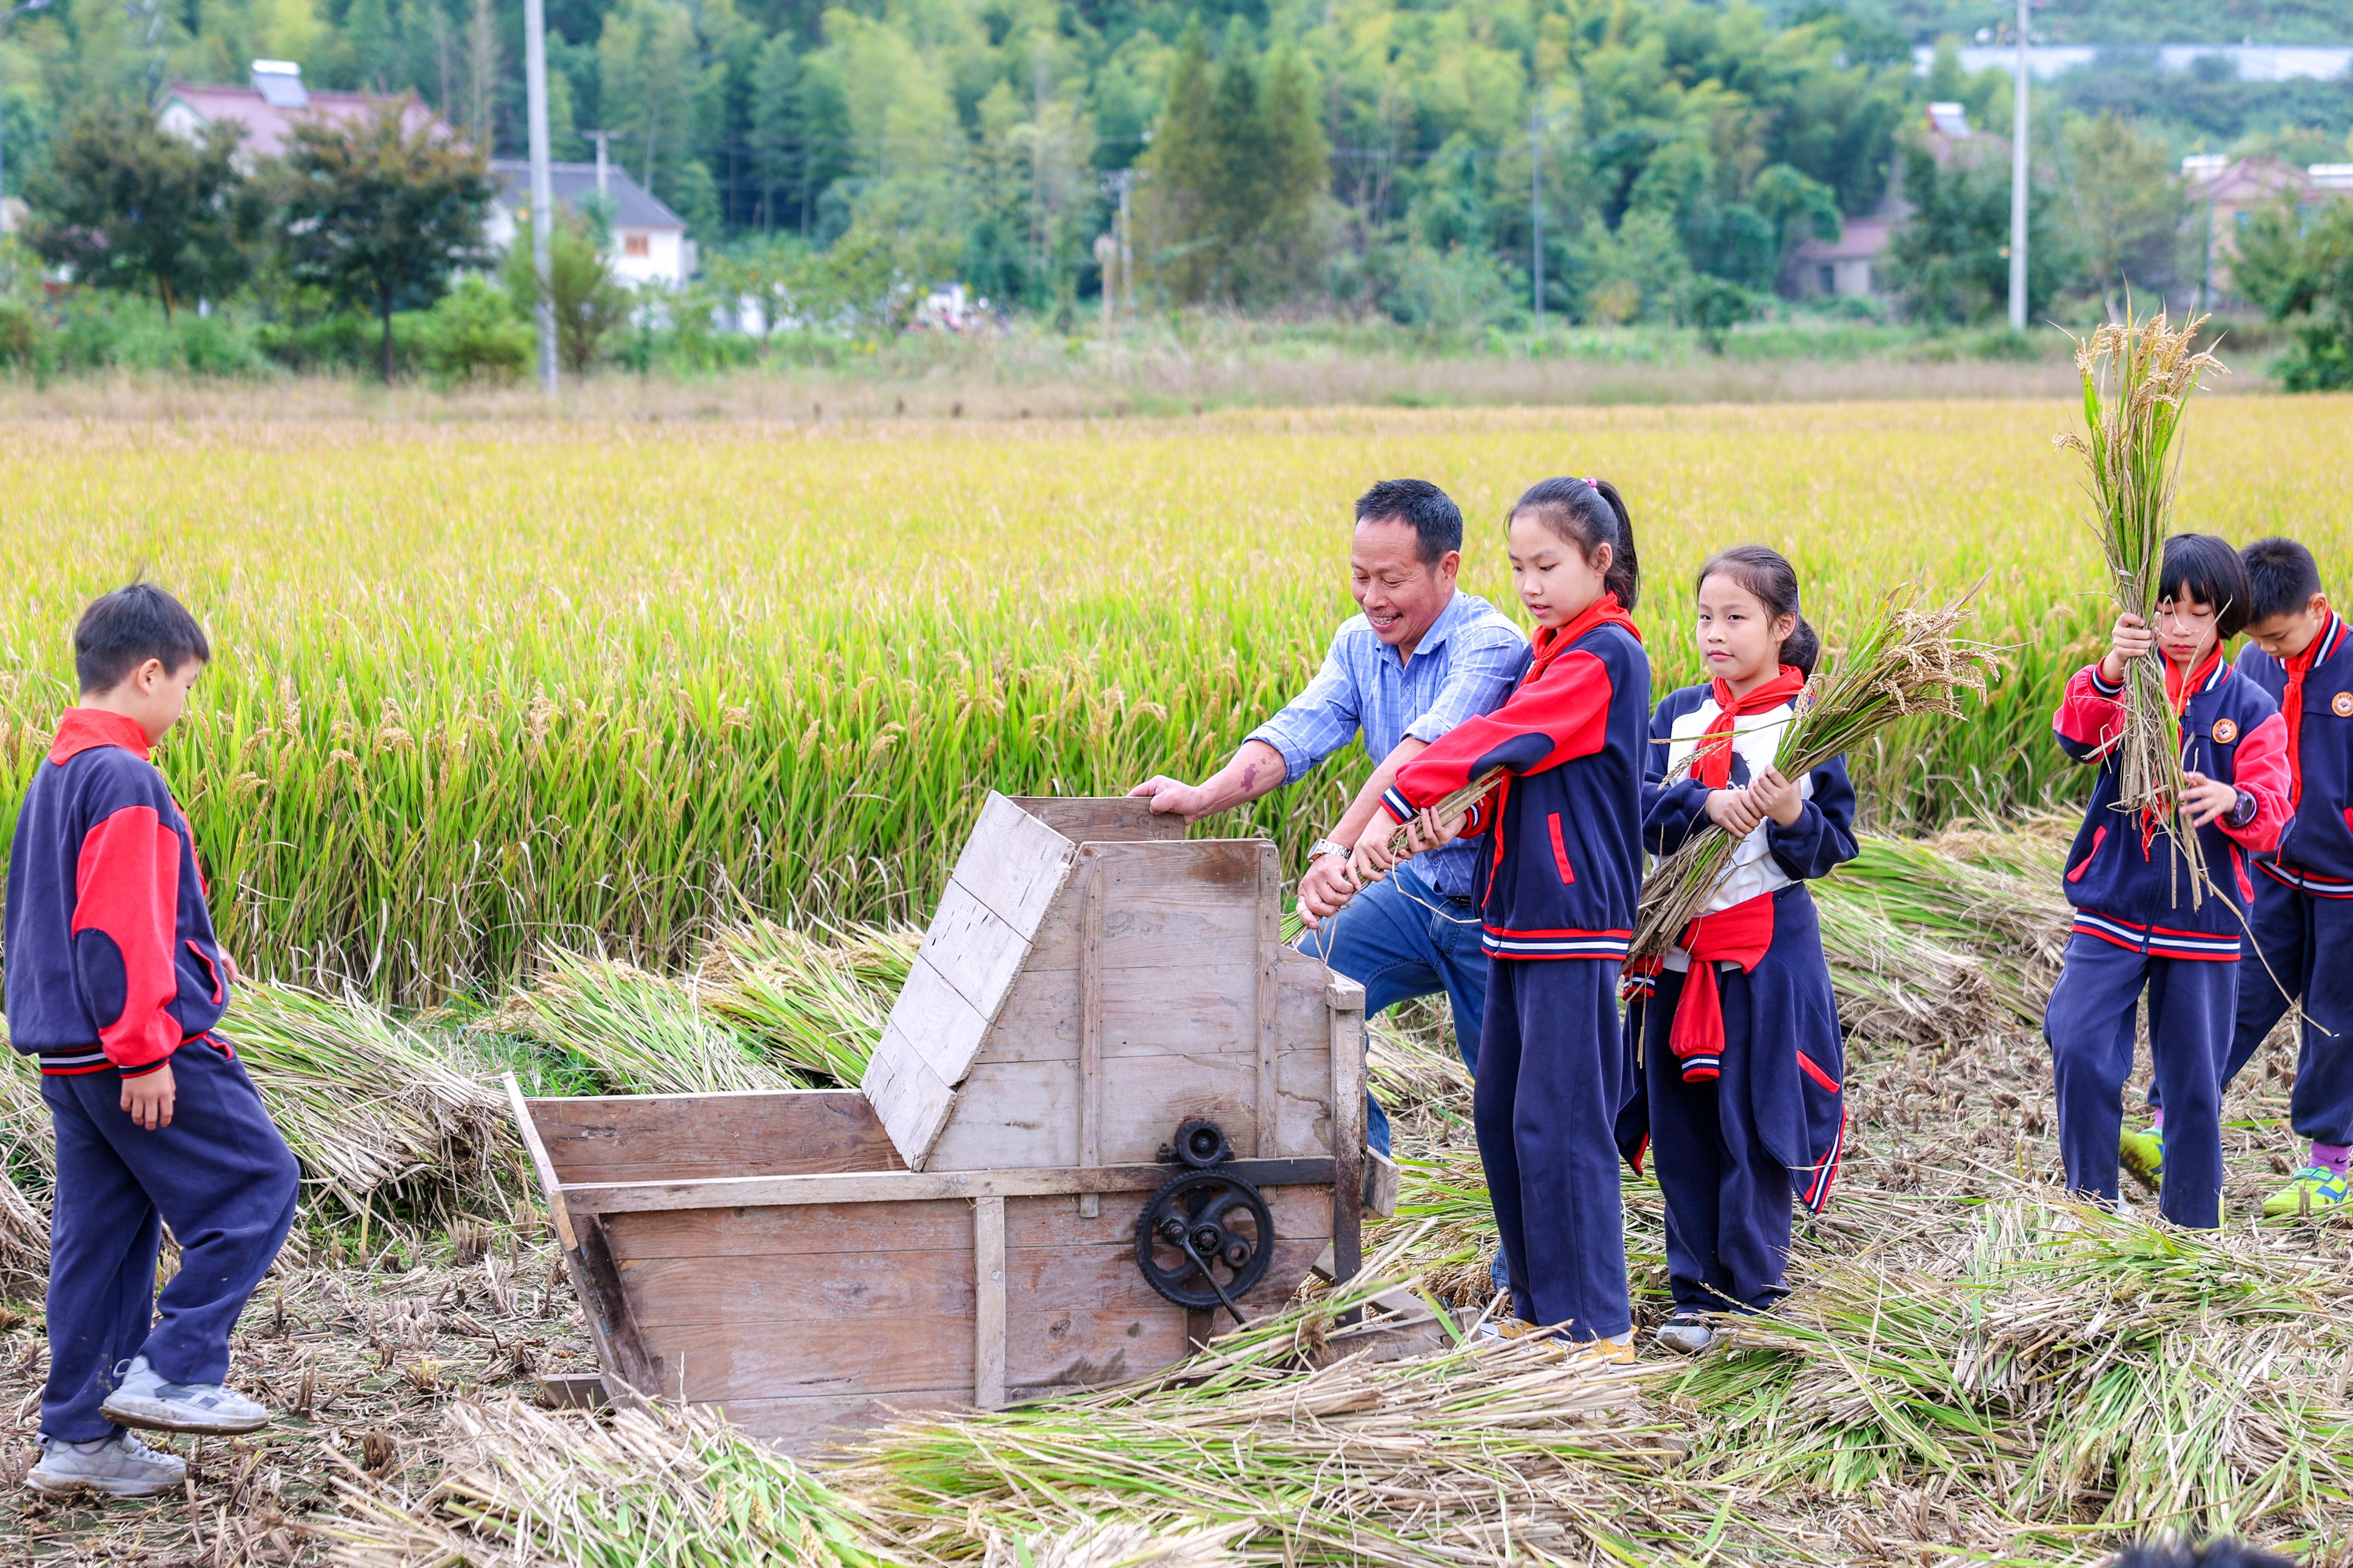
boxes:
[2101,612,2155,686]
[120,1062,175,1131]
[1296,853,1360,926]
[2180,770,2240,828]
[1747,766,1805,827]
[1128,775,1212,824]
[1705,788,1764,837]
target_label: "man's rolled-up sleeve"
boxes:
[1246,631,1364,784]
[1404,625,1530,745]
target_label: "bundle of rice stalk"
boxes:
[1364,1017,1473,1121]
[495,947,804,1096]
[696,918,921,1087]
[1811,891,2002,1046]
[323,1397,888,1568]
[1380,765,1508,857]
[1373,1146,1674,1310]
[1629,588,1997,968]
[833,1267,1704,1568]
[2056,309,2227,902]
[0,1164,46,1287]
[1665,1194,2353,1553]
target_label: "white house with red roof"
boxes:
[157,61,438,161]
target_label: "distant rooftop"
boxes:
[488,159,686,233]
[160,62,440,159]
[1925,101,1970,137]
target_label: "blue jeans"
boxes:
[1295,860,1491,1158]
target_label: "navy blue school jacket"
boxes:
[2053,650,2289,954]
[1617,682,1858,1208]
[5,709,233,1076]
[2235,611,2353,896]
[1383,595,1651,961]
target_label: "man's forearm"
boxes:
[1326,737,1430,849]
[1195,739,1291,815]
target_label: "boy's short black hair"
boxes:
[2107,1539,2296,1568]
[74,583,211,694]
[2158,533,2255,640]
[2241,537,2324,625]
[1354,478,1464,567]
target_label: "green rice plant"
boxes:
[697,919,919,1087]
[2057,311,2227,902]
[1631,586,1998,966]
[494,948,803,1096]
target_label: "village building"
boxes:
[483,161,694,289]
[157,60,437,162]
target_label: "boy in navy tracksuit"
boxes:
[2197,538,2353,1217]
[2044,536,2290,1230]
[1621,546,1856,1355]
[11,585,301,1499]
[1350,476,1650,1353]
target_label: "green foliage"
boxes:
[23,104,260,317]
[1139,27,1332,307]
[418,276,531,386]
[278,101,496,381]
[503,212,631,375]
[2232,195,2353,392]
[2059,113,2187,312]
[1881,138,2069,326]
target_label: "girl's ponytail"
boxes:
[1696,544,1817,675]
[1511,476,1642,614]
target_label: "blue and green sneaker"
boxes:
[2260,1166,2353,1220]
[2118,1125,2163,1193]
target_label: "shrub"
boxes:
[419,277,532,385]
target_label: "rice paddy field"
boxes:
[2,393,2353,1566]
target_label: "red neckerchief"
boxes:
[2277,609,2337,810]
[1667,892,1776,1083]
[47,708,152,765]
[1693,665,1807,789]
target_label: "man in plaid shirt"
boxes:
[1130,478,1529,1157]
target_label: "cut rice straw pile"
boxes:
[2056,307,2227,905]
[1631,585,1999,965]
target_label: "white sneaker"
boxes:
[24,1431,188,1497]
[1656,1316,1716,1355]
[99,1356,269,1436]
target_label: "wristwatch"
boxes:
[1307,837,1351,863]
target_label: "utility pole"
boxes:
[523,0,557,394]
[0,0,53,223]
[2008,0,2030,330]
[1101,168,1141,315]
[1531,104,1545,331]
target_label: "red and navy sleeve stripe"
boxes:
[1384,649,1616,823]
[70,802,185,1074]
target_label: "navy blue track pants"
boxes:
[2218,879,2353,1147]
[40,1038,301,1442]
[2044,933,2235,1229]
[1639,965,1794,1314]
[1476,957,1631,1340]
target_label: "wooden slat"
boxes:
[505,1074,577,1253]
[523,1089,901,1184]
[973,1195,1007,1409]
[1328,977,1368,1297]
[945,792,1078,935]
[913,878,1032,1021]
[563,1156,1337,1216]
[1007,796,1186,842]
[883,957,994,1089]
[1255,840,1280,1158]
[721,1390,967,1455]
[1078,856,1106,1218]
[861,1040,959,1171]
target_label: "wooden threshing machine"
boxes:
[510,794,1374,1453]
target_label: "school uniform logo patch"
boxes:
[2334,692,2353,717]
[2212,718,2238,744]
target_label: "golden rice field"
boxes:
[1,395,2347,1002]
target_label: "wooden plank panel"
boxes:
[974,1196,1007,1409]
[526,1090,902,1184]
[1329,983,1367,1291]
[1255,840,1280,1158]
[641,1316,976,1400]
[1007,796,1185,842]
[568,1156,1337,1217]
[1078,859,1105,1219]
[861,1040,958,1171]
[924,1057,1082,1169]
[1020,851,1261,973]
[602,1198,978,1262]
[913,879,1030,1023]
[880,957,993,1090]
[722,1390,967,1455]
[944,792,1077,937]
[1006,1183,1332,1251]
[972,963,1259,1063]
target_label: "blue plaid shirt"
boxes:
[1249,591,1531,898]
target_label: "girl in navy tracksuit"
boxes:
[1622,546,1856,1353]
[1352,475,1650,1351]
[2045,534,2290,1230]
